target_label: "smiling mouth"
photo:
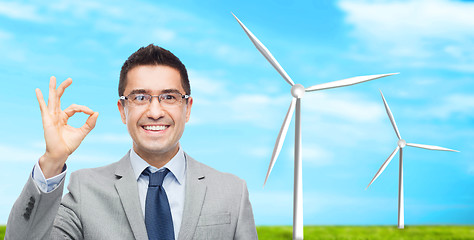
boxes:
[142,125,169,131]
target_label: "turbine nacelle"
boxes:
[291,84,305,98]
[397,139,407,148]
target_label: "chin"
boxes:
[137,142,177,155]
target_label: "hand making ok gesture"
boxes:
[36,76,99,179]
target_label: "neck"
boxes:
[133,144,179,169]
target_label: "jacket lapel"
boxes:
[177,154,207,240]
[114,152,148,240]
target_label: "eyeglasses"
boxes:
[120,93,190,107]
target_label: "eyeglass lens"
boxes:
[129,93,185,106]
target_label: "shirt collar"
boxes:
[130,144,186,185]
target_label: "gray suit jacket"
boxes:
[5,152,258,240]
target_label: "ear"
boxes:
[185,96,193,123]
[117,100,127,124]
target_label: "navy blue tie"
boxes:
[143,168,175,240]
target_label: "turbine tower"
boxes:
[366,90,459,229]
[232,13,397,240]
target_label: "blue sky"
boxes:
[0,0,473,226]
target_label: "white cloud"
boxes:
[47,0,126,20]
[228,93,289,127]
[247,146,271,159]
[468,164,474,175]
[187,68,291,128]
[189,68,388,144]
[0,140,123,164]
[303,92,384,124]
[339,0,474,43]
[302,191,395,215]
[0,144,42,163]
[412,93,474,120]
[206,41,260,65]
[250,191,293,221]
[67,152,119,163]
[433,94,474,119]
[301,146,334,166]
[188,70,228,96]
[0,29,13,40]
[0,1,45,22]
[87,133,131,144]
[152,28,177,43]
[250,190,396,224]
[281,145,334,166]
[338,0,474,71]
[0,0,258,70]
[190,91,289,128]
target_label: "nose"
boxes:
[146,96,166,119]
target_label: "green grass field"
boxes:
[256,226,474,240]
[1,225,473,239]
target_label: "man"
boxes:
[5,44,258,240]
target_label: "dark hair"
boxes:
[119,44,190,97]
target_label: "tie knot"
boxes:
[143,168,170,187]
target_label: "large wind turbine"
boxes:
[366,90,459,229]
[232,13,397,240]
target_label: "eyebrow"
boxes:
[128,88,183,95]
[161,89,183,94]
[128,89,148,95]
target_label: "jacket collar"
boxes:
[177,153,207,240]
[114,151,148,240]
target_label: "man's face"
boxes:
[118,65,192,159]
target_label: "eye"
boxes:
[133,94,148,102]
[163,94,177,100]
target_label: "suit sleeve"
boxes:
[5,173,65,239]
[234,180,258,240]
[5,171,84,240]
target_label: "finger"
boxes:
[35,88,47,115]
[63,104,95,118]
[48,76,57,112]
[57,78,72,100]
[81,112,99,134]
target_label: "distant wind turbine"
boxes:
[232,13,398,240]
[366,90,459,229]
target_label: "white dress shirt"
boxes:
[32,146,187,239]
[130,147,186,239]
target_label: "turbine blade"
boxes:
[305,73,398,92]
[406,143,459,152]
[232,13,295,86]
[380,90,402,140]
[366,146,400,189]
[264,98,297,187]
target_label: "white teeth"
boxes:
[143,125,168,131]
